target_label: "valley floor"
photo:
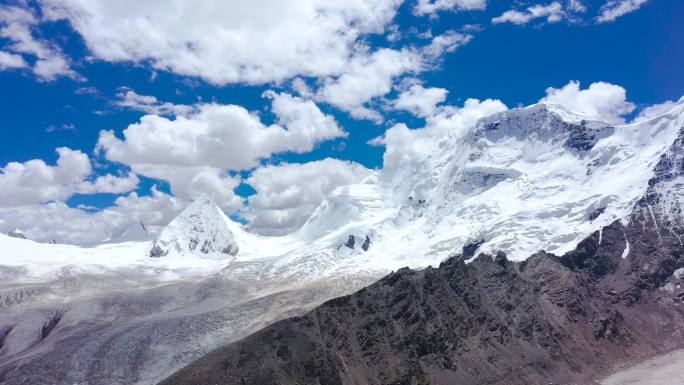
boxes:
[601,349,684,385]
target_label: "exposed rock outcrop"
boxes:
[6,230,26,240]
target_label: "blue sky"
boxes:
[0,0,682,242]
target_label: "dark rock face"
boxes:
[588,206,605,221]
[345,235,355,249]
[341,234,372,252]
[474,104,613,153]
[6,231,26,240]
[149,244,167,258]
[160,213,684,385]
[41,308,67,340]
[565,120,614,152]
[361,236,371,252]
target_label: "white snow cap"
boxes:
[149,195,241,259]
[116,221,152,242]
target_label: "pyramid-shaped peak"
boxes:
[149,196,240,259]
[117,221,151,242]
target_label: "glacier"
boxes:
[1,99,683,384]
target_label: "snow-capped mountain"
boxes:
[149,196,242,259]
[114,221,152,242]
[1,99,683,385]
[276,100,684,285]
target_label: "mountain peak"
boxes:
[7,228,27,240]
[149,196,240,259]
[474,103,614,152]
[116,221,151,242]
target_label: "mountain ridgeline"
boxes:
[161,201,684,385]
[2,101,684,385]
[160,116,684,384]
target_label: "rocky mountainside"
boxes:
[160,208,684,385]
[1,101,683,385]
[160,111,684,385]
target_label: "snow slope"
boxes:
[149,196,242,259]
[1,99,683,385]
[3,101,684,283]
[115,221,152,242]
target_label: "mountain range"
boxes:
[1,99,683,384]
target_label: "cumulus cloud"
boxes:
[0,5,77,80]
[393,83,448,117]
[0,187,183,244]
[77,173,140,195]
[317,48,423,122]
[492,2,564,25]
[0,50,27,69]
[129,165,243,211]
[633,99,682,122]
[98,92,345,171]
[374,98,508,173]
[245,159,371,235]
[596,0,648,23]
[96,92,345,208]
[414,0,487,16]
[316,29,473,122]
[539,80,635,123]
[0,147,138,207]
[41,0,402,85]
[114,87,194,116]
[422,31,472,59]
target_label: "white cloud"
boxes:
[0,147,138,207]
[96,92,345,209]
[0,202,116,243]
[110,187,184,228]
[492,2,564,25]
[74,86,98,95]
[375,98,508,173]
[77,173,140,195]
[539,80,635,123]
[414,0,487,16]
[245,159,371,235]
[114,87,194,116]
[422,31,472,59]
[45,123,76,133]
[98,93,345,171]
[315,31,472,122]
[568,0,587,13]
[0,187,184,244]
[0,50,27,69]
[317,48,422,122]
[129,165,243,211]
[393,83,448,117]
[0,5,77,80]
[596,0,648,23]
[264,91,346,146]
[633,99,681,122]
[41,0,402,85]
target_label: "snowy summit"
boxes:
[149,196,241,259]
